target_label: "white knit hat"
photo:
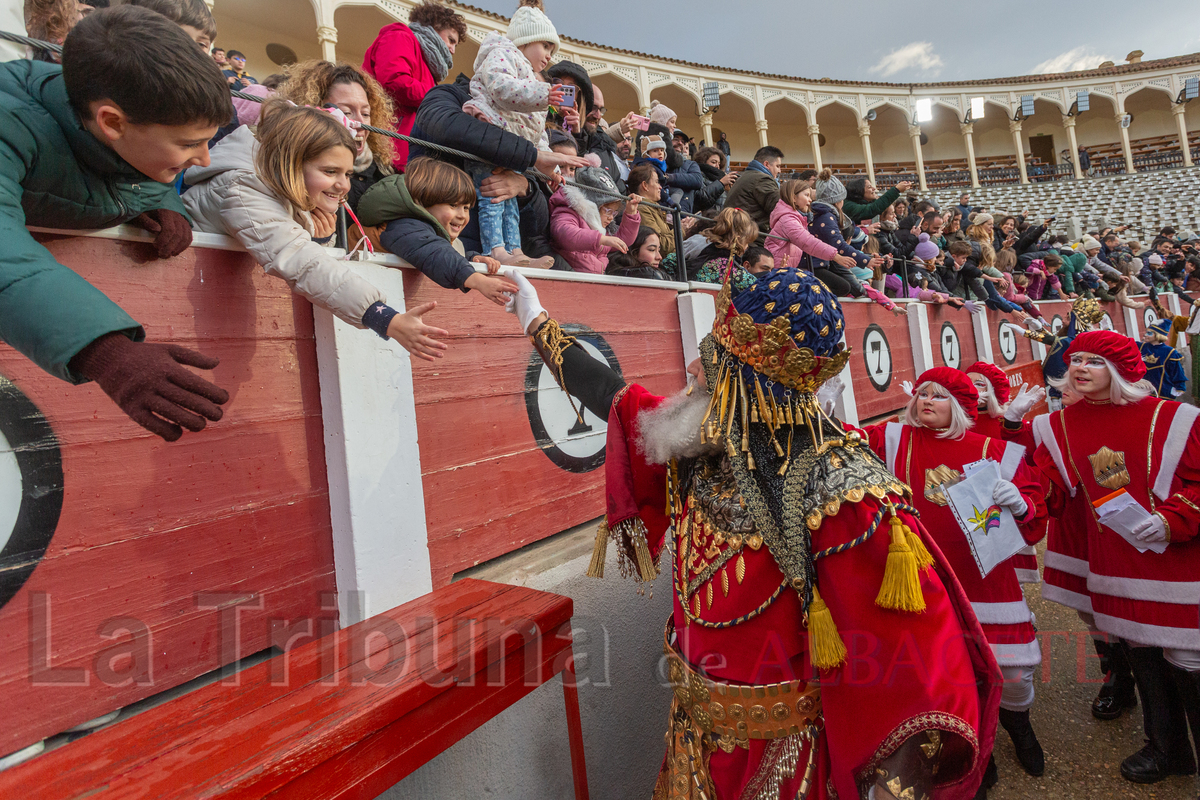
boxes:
[507,0,559,51]
[1080,235,1102,251]
[649,99,676,127]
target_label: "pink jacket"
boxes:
[363,23,435,170]
[549,186,640,274]
[765,200,837,269]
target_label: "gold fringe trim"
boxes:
[875,509,927,613]
[588,515,661,584]
[586,518,609,578]
[906,527,935,571]
[808,587,847,669]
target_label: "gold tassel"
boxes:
[808,587,847,669]
[907,525,935,571]
[587,518,610,578]
[875,507,927,612]
[750,398,759,423]
[778,424,793,477]
[786,399,795,426]
[632,530,660,582]
[754,378,769,426]
[739,373,751,454]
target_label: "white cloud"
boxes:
[869,42,944,78]
[1032,46,1112,75]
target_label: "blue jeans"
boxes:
[469,162,521,254]
[983,280,1021,312]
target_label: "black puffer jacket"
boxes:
[693,161,727,213]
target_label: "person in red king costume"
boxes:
[1032,329,1200,785]
[862,367,1048,795]
[502,265,1000,800]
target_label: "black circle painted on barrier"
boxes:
[939,321,961,369]
[525,324,622,473]
[862,324,892,392]
[997,322,1019,365]
[1143,307,1157,333]
[0,376,63,612]
[1050,315,1064,335]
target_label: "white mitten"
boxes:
[503,268,547,334]
[1003,383,1045,422]
[1132,514,1168,543]
[993,480,1028,517]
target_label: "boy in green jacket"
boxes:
[0,5,234,441]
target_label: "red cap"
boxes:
[1065,330,1146,383]
[915,367,980,421]
[965,361,1011,405]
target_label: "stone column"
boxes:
[755,118,769,148]
[1062,115,1084,179]
[960,121,980,189]
[699,111,714,149]
[1173,104,1194,168]
[808,123,823,171]
[317,25,338,62]
[909,124,927,192]
[857,122,875,183]
[1116,112,1135,174]
[1009,119,1028,184]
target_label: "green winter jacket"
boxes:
[842,186,900,225]
[1058,250,1087,295]
[0,60,190,382]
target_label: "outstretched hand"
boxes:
[503,268,548,334]
[464,272,520,306]
[387,301,450,361]
[1003,383,1045,422]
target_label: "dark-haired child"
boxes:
[359,157,521,305]
[0,5,233,441]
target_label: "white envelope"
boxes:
[1094,490,1169,555]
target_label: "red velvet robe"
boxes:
[1032,397,1200,649]
[608,385,1001,800]
[864,424,1046,670]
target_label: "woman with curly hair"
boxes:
[363,1,467,170]
[278,60,397,213]
[690,207,760,289]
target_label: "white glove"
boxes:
[963,300,984,315]
[503,268,547,335]
[817,375,845,417]
[993,480,1028,517]
[1024,317,1044,332]
[900,380,914,397]
[1003,383,1045,422]
[1133,514,1169,543]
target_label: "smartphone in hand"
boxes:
[560,85,576,108]
[632,114,650,131]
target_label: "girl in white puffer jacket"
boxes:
[183,98,449,361]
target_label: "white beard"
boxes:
[636,388,722,465]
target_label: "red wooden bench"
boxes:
[0,579,589,800]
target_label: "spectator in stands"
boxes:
[886,235,957,306]
[692,208,761,288]
[127,0,215,50]
[545,60,591,138]
[649,99,677,132]
[1025,254,1064,300]
[605,225,671,280]
[626,162,675,257]
[955,192,971,220]
[212,46,225,67]
[996,249,1041,318]
[893,198,908,221]
[842,178,911,227]
[0,6,233,440]
[363,0,466,171]
[549,157,641,274]
[26,0,81,61]
[355,156,519,306]
[579,84,627,193]
[632,135,670,203]
[767,179,854,273]
[278,60,398,219]
[717,131,731,169]
[185,99,450,361]
[664,132,703,211]
[742,245,774,275]
[808,169,884,298]
[723,145,783,242]
[994,215,1018,252]
[460,0,566,268]
[222,50,257,89]
[943,210,967,244]
[692,146,734,213]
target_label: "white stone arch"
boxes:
[811,97,859,118]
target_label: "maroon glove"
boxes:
[70,333,230,442]
[135,209,193,258]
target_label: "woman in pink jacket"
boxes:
[549,156,641,274]
[362,2,466,171]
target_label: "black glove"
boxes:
[70,333,230,442]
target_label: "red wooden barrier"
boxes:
[0,579,588,800]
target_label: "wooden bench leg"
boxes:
[561,644,590,800]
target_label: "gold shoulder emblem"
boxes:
[923,464,962,507]
[1088,446,1130,490]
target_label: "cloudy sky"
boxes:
[467,0,1200,83]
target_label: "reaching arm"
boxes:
[379,218,475,292]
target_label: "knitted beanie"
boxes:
[573,154,620,206]
[970,212,993,226]
[813,169,846,205]
[507,0,559,50]
[1080,235,1102,251]
[649,99,676,127]
[913,233,940,262]
[1148,253,1164,266]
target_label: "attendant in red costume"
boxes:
[1032,330,1200,785]
[964,361,1044,586]
[502,267,1000,800]
[863,367,1047,796]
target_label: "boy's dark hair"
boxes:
[948,241,971,257]
[127,0,216,40]
[212,46,224,54]
[794,168,817,184]
[406,157,475,208]
[409,1,468,42]
[63,6,233,127]
[752,146,784,164]
[743,245,771,266]
[226,50,246,60]
[1102,233,1119,244]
